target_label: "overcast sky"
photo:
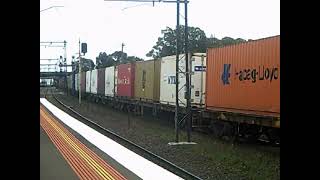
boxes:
[40,0,280,71]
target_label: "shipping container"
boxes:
[190,53,206,106]
[117,63,135,98]
[71,73,75,92]
[91,69,98,94]
[134,60,161,102]
[105,66,115,97]
[75,73,79,91]
[206,36,280,117]
[67,75,72,90]
[97,68,105,95]
[159,53,206,107]
[85,71,91,93]
[80,71,86,93]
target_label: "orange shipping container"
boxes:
[206,36,280,117]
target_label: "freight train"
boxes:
[57,35,280,144]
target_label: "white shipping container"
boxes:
[190,53,206,106]
[159,53,206,107]
[75,73,79,91]
[105,66,115,97]
[86,71,91,93]
[91,69,98,94]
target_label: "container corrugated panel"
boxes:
[153,60,161,101]
[91,69,98,94]
[71,73,75,92]
[80,72,86,93]
[97,68,105,95]
[159,53,206,107]
[117,63,135,98]
[206,36,280,117]
[75,73,79,91]
[67,75,72,89]
[134,60,160,102]
[105,66,115,97]
[85,71,91,93]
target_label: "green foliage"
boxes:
[74,58,95,73]
[96,51,144,69]
[146,25,207,59]
[147,26,248,58]
[207,36,247,48]
[95,52,115,69]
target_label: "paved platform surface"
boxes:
[40,105,140,180]
[40,127,78,180]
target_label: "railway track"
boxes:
[51,95,202,180]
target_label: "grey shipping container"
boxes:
[97,68,106,95]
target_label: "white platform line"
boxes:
[40,98,183,180]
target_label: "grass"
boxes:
[122,116,280,179]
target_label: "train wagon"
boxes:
[91,69,98,94]
[97,68,106,96]
[80,71,86,93]
[105,66,115,97]
[71,73,76,93]
[67,75,72,90]
[86,70,91,93]
[159,53,206,107]
[206,35,280,118]
[117,62,135,98]
[75,73,79,91]
[134,59,161,102]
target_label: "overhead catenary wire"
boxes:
[104,0,188,3]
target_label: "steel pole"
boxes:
[184,0,191,142]
[79,39,82,105]
[175,0,180,143]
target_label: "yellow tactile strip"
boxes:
[40,106,127,180]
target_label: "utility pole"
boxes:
[78,39,82,105]
[184,0,191,142]
[63,40,68,94]
[121,43,125,63]
[175,0,180,143]
[121,43,125,53]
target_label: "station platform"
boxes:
[40,98,183,180]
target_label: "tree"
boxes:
[111,51,128,64]
[147,26,248,58]
[207,35,247,48]
[146,25,208,59]
[74,58,95,73]
[96,52,115,69]
[127,56,143,62]
[96,51,144,69]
